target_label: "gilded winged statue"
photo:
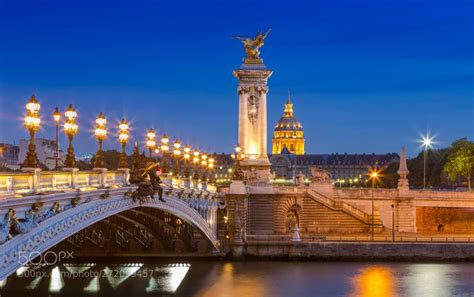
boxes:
[235,29,271,59]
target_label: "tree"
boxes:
[407,148,448,189]
[90,150,122,170]
[443,138,474,191]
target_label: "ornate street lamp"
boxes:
[160,134,170,172]
[230,144,246,180]
[22,95,41,168]
[208,154,216,183]
[200,153,208,181]
[172,140,182,176]
[118,118,129,169]
[146,128,156,159]
[63,104,78,168]
[183,145,191,178]
[53,107,61,170]
[92,112,107,168]
[192,149,200,180]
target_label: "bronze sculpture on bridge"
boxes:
[235,29,271,61]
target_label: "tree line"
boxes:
[382,138,473,190]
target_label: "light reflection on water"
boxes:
[1,261,473,296]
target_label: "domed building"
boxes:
[272,95,305,155]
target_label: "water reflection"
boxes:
[403,264,457,297]
[0,261,472,296]
[348,266,398,297]
[194,263,268,297]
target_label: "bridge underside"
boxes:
[52,207,215,255]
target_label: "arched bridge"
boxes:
[0,170,223,280]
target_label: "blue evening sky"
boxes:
[0,0,472,157]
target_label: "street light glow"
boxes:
[418,133,436,150]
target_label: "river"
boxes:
[1,261,473,296]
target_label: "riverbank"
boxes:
[66,241,474,262]
[229,241,474,261]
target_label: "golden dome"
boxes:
[274,97,303,132]
[272,94,305,155]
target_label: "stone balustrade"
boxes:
[331,187,474,201]
[0,170,219,199]
[0,170,130,197]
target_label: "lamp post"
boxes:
[93,112,107,168]
[160,134,170,173]
[421,135,433,190]
[63,104,78,168]
[53,107,61,170]
[369,168,379,241]
[192,150,200,180]
[230,144,246,180]
[146,128,156,159]
[208,154,215,183]
[200,153,208,181]
[183,145,191,178]
[22,95,41,168]
[118,118,129,169]
[173,140,182,176]
[391,204,395,242]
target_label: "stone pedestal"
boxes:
[93,168,108,188]
[225,194,248,244]
[292,224,301,242]
[309,181,334,196]
[396,198,416,233]
[21,168,42,193]
[230,180,247,194]
[62,167,79,189]
[233,60,273,184]
[117,168,130,186]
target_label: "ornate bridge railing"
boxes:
[0,170,223,280]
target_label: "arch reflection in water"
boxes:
[349,266,398,297]
[403,264,456,297]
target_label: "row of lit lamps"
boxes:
[22,95,217,180]
[143,128,217,180]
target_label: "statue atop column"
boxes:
[232,30,273,188]
[235,29,271,64]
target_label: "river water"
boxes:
[1,261,473,296]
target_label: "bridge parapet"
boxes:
[0,169,131,198]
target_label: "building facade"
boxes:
[272,95,305,155]
[0,143,19,168]
[269,150,399,182]
[18,138,64,170]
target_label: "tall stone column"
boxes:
[233,53,273,183]
[397,146,416,233]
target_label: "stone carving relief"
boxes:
[243,167,272,184]
[247,94,259,125]
[310,166,332,183]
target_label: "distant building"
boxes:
[0,143,19,168]
[78,154,93,163]
[272,95,305,155]
[269,149,399,182]
[215,150,398,185]
[18,138,64,170]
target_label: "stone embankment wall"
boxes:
[231,242,474,261]
[416,207,474,233]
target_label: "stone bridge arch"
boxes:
[0,192,219,280]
